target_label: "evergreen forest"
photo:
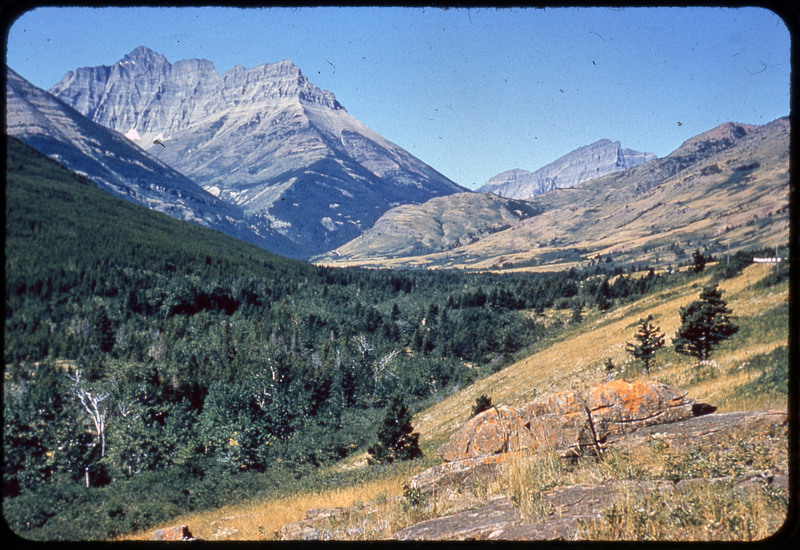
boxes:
[3,137,778,540]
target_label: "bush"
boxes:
[471,394,493,417]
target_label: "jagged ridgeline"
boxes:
[46,46,466,257]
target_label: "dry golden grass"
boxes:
[117,475,407,541]
[413,263,788,445]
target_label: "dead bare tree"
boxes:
[68,370,109,485]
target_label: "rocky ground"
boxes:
[150,380,789,542]
[277,381,789,541]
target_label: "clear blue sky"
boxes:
[5,5,791,188]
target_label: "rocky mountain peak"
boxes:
[48,47,463,257]
[478,139,656,199]
[121,45,169,68]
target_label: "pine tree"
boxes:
[673,284,738,363]
[571,301,584,324]
[625,315,665,374]
[692,248,707,273]
[367,396,422,464]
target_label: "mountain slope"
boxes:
[49,46,466,257]
[6,66,296,255]
[477,139,656,199]
[4,135,309,278]
[321,118,789,270]
[316,192,540,262]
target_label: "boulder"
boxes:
[524,379,715,458]
[437,405,537,462]
[437,380,716,462]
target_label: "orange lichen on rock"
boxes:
[437,405,537,462]
[438,380,715,462]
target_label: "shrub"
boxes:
[471,395,493,417]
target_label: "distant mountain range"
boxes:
[5,66,292,253]
[478,139,656,199]
[6,47,788,269]
[47,46,466,257]
[319,117,789,270]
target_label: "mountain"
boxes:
[49,46,466,257]
[6,66,296,255]
[316,192,540,263]
[320,118,789,270]
[5,135,309,277]
[478,139,657,199]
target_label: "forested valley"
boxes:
[4,137,769,539]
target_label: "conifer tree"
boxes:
[367,396,422,464]
[673,284,738,363]
[692,248,707,273]
[625,315,665,374]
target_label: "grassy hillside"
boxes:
[315,192,539,262]
[413,262,789,448]
[320,118,789,272]
[122,260,789,541]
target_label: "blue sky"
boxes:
[5,6,791,189]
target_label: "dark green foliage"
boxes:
[471,394,493,417]
[402,484,427,510]
[571,301,584,324]
[1,137,694,539]
[367,396,422,464]
[625,315,666,374]
[673,284,739,363]
[692,248,707,273]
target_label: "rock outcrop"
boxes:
[393,496,519,541]
[438,380,716,463]
[277,379,786,542]
[400,408,788,541]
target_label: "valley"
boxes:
[4,45,791,543]
[119,261,789,541]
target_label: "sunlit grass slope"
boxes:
[413,262,788,447]
[129,262,788,541]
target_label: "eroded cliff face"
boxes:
[49,46,465,257]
